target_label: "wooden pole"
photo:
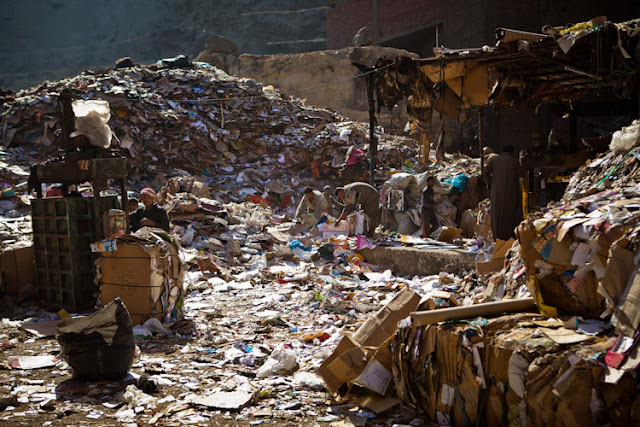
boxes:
[367,70,377,187]
[479,108,484,174]
[410,297,536,327]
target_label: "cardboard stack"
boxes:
[96,233,184,326]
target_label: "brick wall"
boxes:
[327,0,374,49]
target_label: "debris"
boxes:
[7,355,60,370]
[187,390,253,410]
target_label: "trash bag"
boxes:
[610,120,640,152]
[56,298,135,380]
[70,100,113,148]
[256,343,297,378]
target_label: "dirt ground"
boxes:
[0,294,421,427]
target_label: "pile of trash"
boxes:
[564,121,640,201]
[0,60,418,205]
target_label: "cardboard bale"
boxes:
[0,246,35,295]
[99,244,163,326]
[435,326,463,415]
[453,355,480,427]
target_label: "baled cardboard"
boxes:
[435,326,462,414]
[453,355,480,426]
[600,245,635,306]
[100,244,163,326]
[614,269,640,335]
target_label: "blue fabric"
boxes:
[444,174,469,195]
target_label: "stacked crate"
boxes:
[31,196,118,310]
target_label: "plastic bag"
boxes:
[610,120,640,152]
[444,174,469,195]
[56,298,135,380]
[256,343,297,378]
[70,100,113,148]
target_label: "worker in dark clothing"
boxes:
[481,145,523,240]
[421,176,439,238]
[130,188,170,232]
[335,182,379,237]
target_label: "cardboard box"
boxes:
[318,287,420,396]
[318,222,349,239]
[0,246,36,295]
[99,244,163,325]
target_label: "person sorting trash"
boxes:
[130,188,170,232]
[421,176,439,238]
[322,185,342,217]
[335,182,379,237]
[295,186,328,228]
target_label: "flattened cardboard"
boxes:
[614,269,640,335]
[476,258,505,275]
[437,227,462,243]
[435,327,462,414]
[493,238,515,260]
[538,327,591,345]
[354,394,400,413]
[601,245,635,305]
[453,357,480,427]
[420,290,460,310]
[352,359,393,396]
[20,320,60,338]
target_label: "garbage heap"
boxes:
[0,60,417,206]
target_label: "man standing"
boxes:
[295,186,328,227]
[421,176,439,238]
[335,182,379,237]
[130,188,170,232]
[481,145,522,240]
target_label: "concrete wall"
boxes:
[0,0,330,91]
[195,46,414,131]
